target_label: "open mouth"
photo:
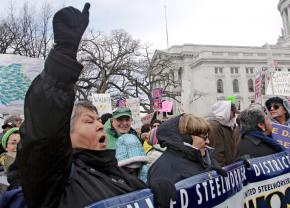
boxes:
[99,135,106,143]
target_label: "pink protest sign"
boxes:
[161,100,173,112]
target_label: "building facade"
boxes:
[153,0,290,116]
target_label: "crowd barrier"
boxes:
[87,151,290,208]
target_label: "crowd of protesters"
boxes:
[0,3,288,208]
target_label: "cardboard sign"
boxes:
[266,72,290,96]
[126,98,142,129]
[91,94,112,116]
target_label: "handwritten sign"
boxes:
[91,94,112,116]
[126,98,142,129]
[266,72,290,96]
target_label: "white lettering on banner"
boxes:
[145,198,154,208]
[252,156,290,177]
[196,167,247,205]
[180,189,188,208]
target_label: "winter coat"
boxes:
[148,115,217,185]
[16,49,147,208]
[207,101,236,166]
[265,96,290,126]
[104,118,138,150]
[236,131,284,159]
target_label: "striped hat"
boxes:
[148,128,158,145]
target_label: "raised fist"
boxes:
[53,3,90,58]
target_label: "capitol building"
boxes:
[154,0,290,116]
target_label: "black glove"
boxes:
[150,178,177,208]
[235,154,251,169]
[207,165,228,177]
[53,3,90,59]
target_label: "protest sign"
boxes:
[266,71,290,96]
[272,123,290,149]
[91,94,112,116]
[141,113,154,125]
[161,100,173,112]
[88,151,290,208]
[152,88,163,111]
[0,54,43,114]
[126,98,142,129]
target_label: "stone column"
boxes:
[287,6,290,36]
[282,9,288,36]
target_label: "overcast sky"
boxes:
[1,0,283,50]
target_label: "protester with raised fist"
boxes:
[13,4,147,208]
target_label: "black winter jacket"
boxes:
[236,134,278,159]
[148,115,217,185]
[17,49,146,208]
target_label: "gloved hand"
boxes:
[53,3,90,59]
[207,165,228,177]
[235,154,251,168]
[150,178,177,208]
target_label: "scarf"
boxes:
[73,149,117,172]
[243,130,286,152]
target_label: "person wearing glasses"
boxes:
[148,114,226,207]
[236,104,286,159]
[265,96,290,126]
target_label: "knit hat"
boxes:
[2,127,20,149]
[148,128,158,145]
[112,107,132,119]
[115,134,148,167]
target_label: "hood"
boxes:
[156,114,203,163]
[265,96,290,126]
[207,100,235,127]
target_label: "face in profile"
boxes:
[6,133,21,153]
[263,115,273,135]
[70,108,107,150]
[192,134,210,157]
[112,116,132,134]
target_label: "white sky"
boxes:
[1,0,283,50]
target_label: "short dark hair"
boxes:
[101,113,112,124]
[141,124,151,133]
[240,105,265,132]
[150,120,162,128]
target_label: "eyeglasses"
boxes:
[267,104,282,111]
[198,134,209,141]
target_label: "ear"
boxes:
[257,123,266,132]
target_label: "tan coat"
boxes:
[208,120,235,167]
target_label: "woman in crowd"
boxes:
[265,96,290,126]
[236,104,286,159]
[148,113,225,186]
[0,127,21,174]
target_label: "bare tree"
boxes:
[0,2,53,59]
[77,29,140,100]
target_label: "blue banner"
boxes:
[272,123,290,149]
[87,151,290,208]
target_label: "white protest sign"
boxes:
[266,71,290,96]
[126,98,142,129]
[91,94,112,116]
